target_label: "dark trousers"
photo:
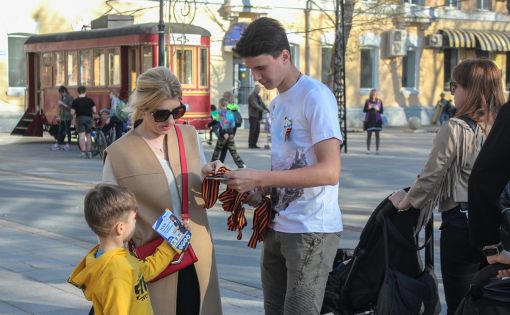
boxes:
[440,209,485,315]
[57,120,72,145]
[176,265,200,315]
[366,130,380,151]
[249,117,261,148]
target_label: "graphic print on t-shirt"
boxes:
[271,127,307,212]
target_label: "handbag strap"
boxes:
[174,125,189,220]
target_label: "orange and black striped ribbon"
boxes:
[202,172,271,248]
[247,196,271,248]
[201,166,230,209]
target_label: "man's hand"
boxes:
[224,168,263,193]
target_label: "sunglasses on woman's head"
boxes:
[449,81,458,94]
[151,104,186,122]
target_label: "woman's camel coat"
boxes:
[104,125,222,315]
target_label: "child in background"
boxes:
[68,183,179,315]
[207,104,220,145]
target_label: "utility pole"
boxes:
[333,0,347,153]
[158,0,165,66]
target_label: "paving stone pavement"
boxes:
[0,126,452,314]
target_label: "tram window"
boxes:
[199,48,208,87]
[108,48,120,86]
[40,52,52,88]
[142,46,152,73]
[55,52,65,87]
[93,48,106,86]
[176,49,193,85]
[80,49,93,87]
[67,51,78,86]
[7,33,29,88]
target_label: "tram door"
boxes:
[128,47,138,92]
[233,57,253,105]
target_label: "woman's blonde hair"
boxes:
[452,59,505,127]
[129,67,182,123]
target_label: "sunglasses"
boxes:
[151,104,186,122]
[449,81,458,94]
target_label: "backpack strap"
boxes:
[459,116,477,132]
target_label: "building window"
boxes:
[289,43,300,69]
[443,48,458,91]
[108,48,120,86]
[321,46,333,85]
[476,50,489,59]
[8,33,29,88]
[67,51,78,86]
[477,0,491,10]
[360,47,377,89]
[405,0,422,5]
[93,48,106,86]
[402,50,417,89]
[176,49,193,85]
[80,49,93,87]
[54,52,65,87]
[142,46,152,73]
[446,0,460,8]
[199,48,208,87]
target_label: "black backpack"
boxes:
[321,191,439,315]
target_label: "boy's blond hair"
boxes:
[84,184,137,237]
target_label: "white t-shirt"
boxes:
[269,74,343,233]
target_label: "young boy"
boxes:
[68,183,179,315]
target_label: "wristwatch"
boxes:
[482,243,503,256]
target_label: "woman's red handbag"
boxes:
[129,125,198,282]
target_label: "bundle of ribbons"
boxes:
[202,166,271,248]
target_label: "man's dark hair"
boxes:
[77,86,86,94]
[233,17,290,58]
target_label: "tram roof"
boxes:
[25,23,211,45]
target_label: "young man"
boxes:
[71,86,96,158]
[227,17,343,314]
[68,184,179,315]
[248,84,269,149]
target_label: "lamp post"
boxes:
[158,0,165,66]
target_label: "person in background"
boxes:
[71,86,96,159]
[102,66,222,315]
[51,86,74,151]
[390,59,505,315]
[226,17,342,315]
[68,183,180,315]
[102,89,125,142]
[248,84,269,149]
[210,97,246,168]
[363,88,383,154]
[438,92,455,125]
[207,104,220,145]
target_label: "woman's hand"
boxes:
[201,160,225,177]
[389,190,412,211]
[179,214,190,230]
[488,250,510,265]
[223,133,230,140]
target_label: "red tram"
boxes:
[12,22,211,137]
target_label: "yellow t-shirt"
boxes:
[68,242,177,315]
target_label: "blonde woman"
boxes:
[102,67,223,315]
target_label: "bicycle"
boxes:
[90,117,108,159]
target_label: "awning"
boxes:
[223,22,248,51]
[439,29,510,51]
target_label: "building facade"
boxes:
[0,0,509,132]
